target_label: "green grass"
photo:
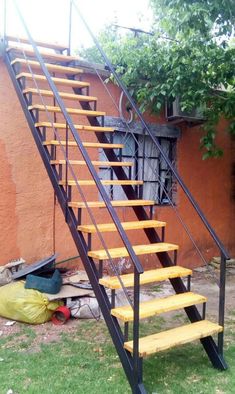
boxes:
[0,316,234,394]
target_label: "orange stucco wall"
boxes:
[155,121,235,268]
[0,58,234,268]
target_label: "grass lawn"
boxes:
[0,313,234,394]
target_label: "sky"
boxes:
[2,0,153,49]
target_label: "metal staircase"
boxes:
[3,3,229,392]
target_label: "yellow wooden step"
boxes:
[23,88,96,102]
[29,104,105,117]
[99,266,192,289]
[38,123,113,132]
[88,243,179,260]
[11,59,83,75]
[59,179,143,187]
[7,46,78,62]
[69,200,155,209]
[78,220,166,234]
[124,320,223,357]
[7,36,68,51]
[17,73,89,88]
[112,292,207,322]
[51,160,133,167]
[43,140,123,149]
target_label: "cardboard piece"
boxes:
[44,284,93,301]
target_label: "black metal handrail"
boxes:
[72,0,230,262]
[4,1,228,388]
[8,2,146,387]
[10,0,144,276]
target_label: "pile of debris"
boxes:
[0,255,100,325]
[209,256,235,275]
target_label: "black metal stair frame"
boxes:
[4,44,147,394]
[73,90,228,371]
[3,1,229,393]
[4,3,149,393]
[71,0,229,367]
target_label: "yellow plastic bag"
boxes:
[0,281,62,324]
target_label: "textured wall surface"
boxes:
[0,59,234,268]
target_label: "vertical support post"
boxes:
[68,0,73,56]
[161,226,165,242]
[67,185,72,202]
[133,267,141,391]
[98,260,103,278]
[42,126,46,141]
[173,250,177,265]
[58,164,63,180]
[111,289,115,308]
[87,233,92,251]
[124,322,129,341]
[26,92,33,106]
[77,208,82,225]
[187,275,191,292]
[65,121,69,222]
[110,133,114,200]
[218,253,226,355]
[202,302,206,320]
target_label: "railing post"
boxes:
[218,252,226,355]
[68,0,73,55]
[133,268,141,391]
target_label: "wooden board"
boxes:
[23,88,97,102]
[7,46,78,62]
[43,140,123,149]
[51,160,133,167]
[12,59,83,75]
[17,72,89,88]
[44,285,93,301]
[99,266,192,289]
[111,292,207,322]
[88,242,179,260]
[78,220,166,233]
[29,104,105,117]
[7,36,68,51]
[69,200,155,209]
[38,123,114,132]
[124,320,223,357]
[59,180,143,186]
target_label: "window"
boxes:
[99,130,177,205]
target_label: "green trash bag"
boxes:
[0,281,62,324]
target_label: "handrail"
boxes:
[11,0,144,276]
[72,0,230,261]
[5,41,137,314]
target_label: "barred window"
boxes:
[99,130,177,205]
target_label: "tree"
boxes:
[81,1,235,158]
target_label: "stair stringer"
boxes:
[4,53,147,394]
[73,86,228,371]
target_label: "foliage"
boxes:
[81,1,235,158]
[151,0,235,39]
